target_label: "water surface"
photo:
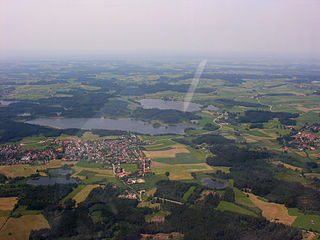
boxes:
[205,105,219,111]
[26,118,198,135]
[201,178,228,189]
[49,169,72,175]
[0,100,18,106]
[27,177,76,185]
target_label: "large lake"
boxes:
[27,177,76,185]
[138,99,202,112]
[26,118,198,135]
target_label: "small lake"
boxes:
[49,169,72,175]
[138,99,202,112]
[201,178,228,190]
[26,118,199,135]
[27,177,76,185]
[205,105,219,111]
[0,100,18,106]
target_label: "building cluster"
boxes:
[301,123,320,133]
[0,144,56,165]
[291,132,320,151]
[0,136,152,177]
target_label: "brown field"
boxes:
[248,193,296,225]
[295,106,320,113]
[0,160,73,178]
[272,161,303,172]
[0,198,17,211]
[144,144,189,158]
[73,185,99,205]
[0,215,49,240]
[0,216,6,227]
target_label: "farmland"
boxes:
[0,59,319,239]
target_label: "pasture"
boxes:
[216,201,258,217]
[289,208,320,232]
[73,185,100,205]
[152,162,219,180]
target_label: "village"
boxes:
[291,131,320,151]
[0,136,152,180]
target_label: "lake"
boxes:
[0,100,18,106]
[26,118,199,135]
[49,168,72,175]
[27,177,76,185]
[138,99,202,112]
[201,178,228,189]
[205,105,219,111]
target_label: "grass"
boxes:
[0,210,11,217]
[76,160,103,169]
[289,208,320,232]
[216,201,258,217]
[182,186,196,201]
[62,184,87,203]
[152,146,207,165]
[77,170,96,177]
[120,163,138,173]
[138,201,160,209]
[14,206,42,215]
[73,185,100,205]
[152,162,215,181]
[132,174,168,191]
[0,215,49,240]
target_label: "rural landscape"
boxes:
[1,0,320,239]
[0,58,319,239]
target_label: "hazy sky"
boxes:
[1,0,320,57]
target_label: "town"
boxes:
[0,136,151,177]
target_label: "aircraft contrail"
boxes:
[183,59,207,112]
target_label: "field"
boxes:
[73,185,100,205]
[0,198,17,211]
[216,201,258,217]
[183,186,196,201]
[289,208,320,232]
[120,163,138,173]
[75,160,103,169]
[152,162,215,180]
[0,215,49,240]
[144,143,189,159]
[0,160,70,178]
[248,193,296,225]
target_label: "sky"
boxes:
[1,0,320,57]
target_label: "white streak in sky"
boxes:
[183,59,207,112]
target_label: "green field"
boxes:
[183,186,196,201]
[62,185,87,203]
[153,146,207,165]
[120,163,138,173]
[289,208,320,232]
[76,160,103,169]
[216,201,258,217]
